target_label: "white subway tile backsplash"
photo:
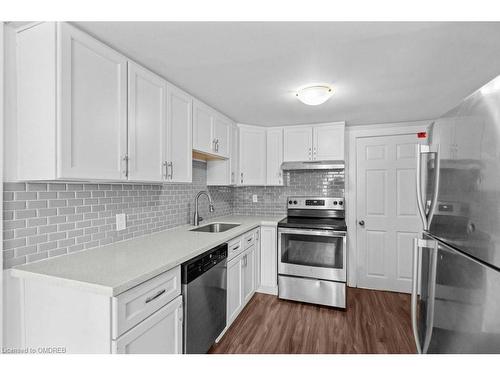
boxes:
[3,161,344,268]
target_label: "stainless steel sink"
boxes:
[190,223,240,233]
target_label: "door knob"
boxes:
[358,220,365,226]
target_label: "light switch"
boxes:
[116,213,126,231]
[252,194,258,203]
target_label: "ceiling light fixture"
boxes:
[296,85,333,106]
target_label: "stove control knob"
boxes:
[288,200,293,204]
[333,201,338,205]
[339,201,343,205]
[293,200,298,205]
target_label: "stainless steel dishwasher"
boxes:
[181,243,227,354]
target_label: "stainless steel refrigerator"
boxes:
[413,75,500,354]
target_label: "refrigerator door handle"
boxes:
[412,237,438,354]
[411,238,423,354]
[416,143,440,230]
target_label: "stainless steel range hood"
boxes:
[281,160,345,171]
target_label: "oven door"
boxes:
[278,227,346,282]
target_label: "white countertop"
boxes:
[11,215,283,297]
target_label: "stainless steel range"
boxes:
[277,196,347,308]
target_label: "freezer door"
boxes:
[420,237,500,353]
[426,75,500,269]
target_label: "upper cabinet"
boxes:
[283,122,345,162]
[239,125,267,186]
[283,126,313,162]
[17,22,128,181]
[166,84,193,183]
[127,61,167,182]
[15,22,194,183]
[193,100,230,158]
[266,128,284,186]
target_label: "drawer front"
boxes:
[243,231,255,249]
[228,236,243,260]
[112,266,181,339]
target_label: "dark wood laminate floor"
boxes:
[209,288,416,354]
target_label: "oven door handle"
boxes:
[278,227,346,237]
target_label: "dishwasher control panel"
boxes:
[181,243,228,284]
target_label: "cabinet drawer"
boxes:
[112,266,181,339]
[228,236,243,260]
[243,231,255,249]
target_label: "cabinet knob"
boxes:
[358,220,365,226]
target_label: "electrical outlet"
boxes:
[116,213,126,231]
[252,194,258,203]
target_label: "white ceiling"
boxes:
[74,22,500,126]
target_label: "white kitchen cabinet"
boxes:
[112,295,183,354]
[230,125,240,185]
[166,83,193,183]
[313,123,345,161]
[242,245,256,304]
[193,100,214,154]
[193,100,231,158]
[283,122,345,162]
[239,125,267,185]
[266,128,284,185]
[206,123,237,186]
[213,116,231,158]
[259,225,278,295]
[227,253,243,325]
[127,61,166,182]
[255,228,261,289]
[283,126,313,162]
[12,266,183,353]
[17,22,128,181]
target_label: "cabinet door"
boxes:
[243,246,256,304]
[127,61,166,182]
[239,126,266,185]
[313,123,345,160]
[266,128,284,185]
[193,101,214,154]
[283,126,312,162]
[112,295,182,354]
[255,229,261,289]
[167,84,193,183]
[227,255,243,325]
[260,226,277,293]
[213,116,231,158]
[59,23,127,180]
[230,126,239,185]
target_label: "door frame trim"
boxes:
[345,120,429,287]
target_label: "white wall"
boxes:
[345,120,431,287]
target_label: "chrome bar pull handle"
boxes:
[411,238,422,354]
[145,289,166,304]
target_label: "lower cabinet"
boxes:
[226,232,258,327]
[259,225,278,294]
[112,295,183,354]
[227,254,243,325]
[242,245,256,305]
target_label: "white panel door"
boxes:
[113,295,182,354]
[167,84,193,183]
[266,128,284,185]
[213,116,231,158]
[59,23,127,180]
[227,255,243,325]
[313,123,345,160]
[242,245,256,304]
[239,126,266,185]
[230,125,239,185]
[356,134,422,293]
[193,101,214,153]
[127,61,166,182]
[283,126,312,162]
